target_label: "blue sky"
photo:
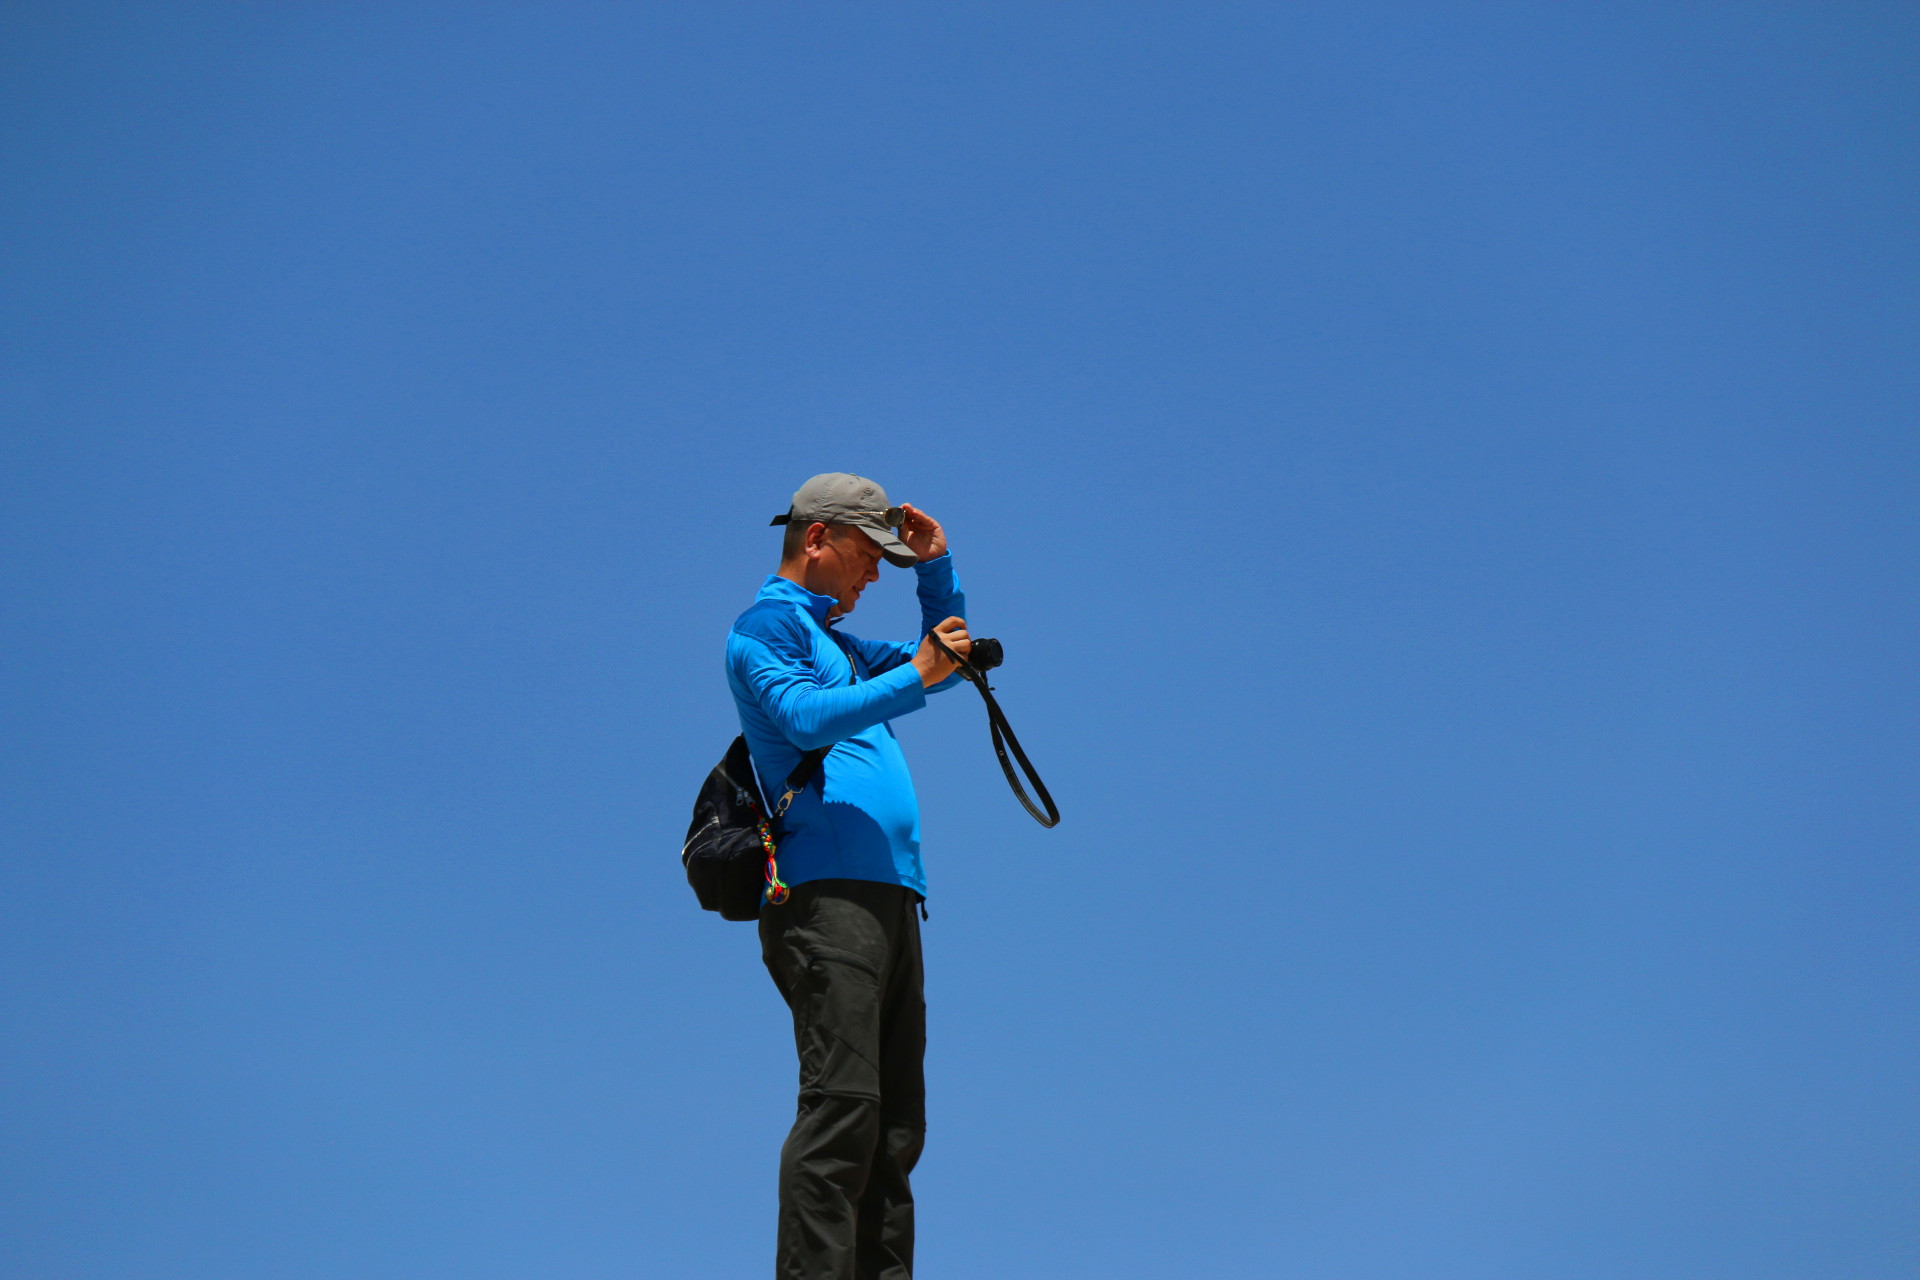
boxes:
[2,5,1915,1277]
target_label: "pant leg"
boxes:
[760,880,925,1280]
[856,888,924,1280]
[773,1094,881,1280]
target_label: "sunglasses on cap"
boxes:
[770,506,906,529]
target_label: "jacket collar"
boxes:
[757,574,838,627]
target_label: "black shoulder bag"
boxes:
[682,634,859,921]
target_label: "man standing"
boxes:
[726,473,972,1280]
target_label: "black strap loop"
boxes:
[928,631,1061,828]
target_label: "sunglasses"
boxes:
[772,505,910,529]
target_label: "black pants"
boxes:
[759,879,926,1280]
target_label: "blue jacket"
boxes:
[724,557,966,897]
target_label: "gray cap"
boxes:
[770,473,917,567]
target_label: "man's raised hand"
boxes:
[911,616,971,687]
[898,504,947,562]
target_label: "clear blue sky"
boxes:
[3,5,1915,1277]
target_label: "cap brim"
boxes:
[852,521,919,568]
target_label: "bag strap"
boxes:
[773,626,862,816]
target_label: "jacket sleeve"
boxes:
[913,553,965,637]
[730,622,927,751]
[840,554,969,694]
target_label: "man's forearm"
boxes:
[913,554,965,636]
[760,662,927,750]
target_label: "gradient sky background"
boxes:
[3,5,1915,1278]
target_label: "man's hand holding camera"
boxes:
[913,616,971,687]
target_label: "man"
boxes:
[725,473,972,1280]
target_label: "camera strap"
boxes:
[928,631,1061,828]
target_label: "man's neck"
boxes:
[776,563,843,620]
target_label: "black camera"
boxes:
[965,637,1003,673]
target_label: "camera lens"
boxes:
[968,637,1003,673]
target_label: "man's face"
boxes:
[814,525,884,617]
